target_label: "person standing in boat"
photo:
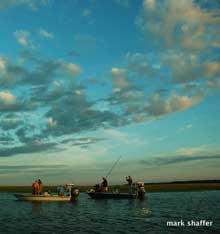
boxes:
[38,179,43,195]
[137,182,145,199]
[32,180,39,195]
[126,176,133,194]
[101,177,108,192]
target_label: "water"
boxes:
[0,191,219,234]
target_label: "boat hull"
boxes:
[14,194,72,202]
[87,192,138,199]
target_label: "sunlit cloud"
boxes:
[39,29,54,39]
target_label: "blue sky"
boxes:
[0,0,220,185]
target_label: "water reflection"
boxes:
[31,202,43,214]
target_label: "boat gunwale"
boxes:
[86,191,138,199]
[14,193,73,201]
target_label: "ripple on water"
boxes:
[0,191,219,234]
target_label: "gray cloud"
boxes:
[126,53,157,78]
[0,134,14,144]
[0,97,35,113]
[2,0,219,158]
[135,0,220,90]
[144,92,204,117]
[0,53,128,156]
[0,55,82,88]
[0,142,59,157]
[0,118,23,130]
[61,137,107,145]
[0,62,27,88]
[44,96,123,137]
[136,0,220,51]
[140,154,220,166]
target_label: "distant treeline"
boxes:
[144,180,220,185]
[0,180,220,193]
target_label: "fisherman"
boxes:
[57,185,64,196]
[71,186,80,201]
[32,180,39,195]
[126,176,133,194]
[38,179,43,195]
[94,184,102,192]
[101,177,108,192]
[137,182,145,199]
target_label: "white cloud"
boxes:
[111,67,131,89]
[145,92,203,116]
[39,29,54,39]
[48,117,57,128]
[126,52,156,76]
[163,53,220,84]
[111,67,127,79]
[0,56,7,72]
[0,91,17,105]
[75,90,82,95]
[179,123,193,132]
[143,0,155,9]
[14,30,33,48]
[0,91,30,112]
[138,0,220,51]
[104,129,144,145]
[104,129,127,138]
[62,62,82,76]
[176,146,208,157]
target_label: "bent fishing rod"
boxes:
[105,155,123,178]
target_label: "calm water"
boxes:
[0,191,219,234]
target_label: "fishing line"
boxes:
[105,155,123,179]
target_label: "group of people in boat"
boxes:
[57,184,79,197]
[94,177,108,192]
[31,181,80,199]
[31,175,145,199]
[93,176,145,198]
[32,179,43,195]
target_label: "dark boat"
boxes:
[87,181,146,199]
[87,191,138,199]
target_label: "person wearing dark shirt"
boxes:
[101,177,108,192]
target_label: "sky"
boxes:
[0,0,220,185]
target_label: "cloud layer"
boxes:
[0,0,220,157]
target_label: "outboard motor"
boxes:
[137,182,145,199]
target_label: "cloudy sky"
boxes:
[0,0,220,185]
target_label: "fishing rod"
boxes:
[105,155,123,178]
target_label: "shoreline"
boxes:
[0,182,220,193]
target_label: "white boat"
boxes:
[14,183,80,202]
[14,184,79,202]
[14,194,73,202]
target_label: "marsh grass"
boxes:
[1,182,220,193]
